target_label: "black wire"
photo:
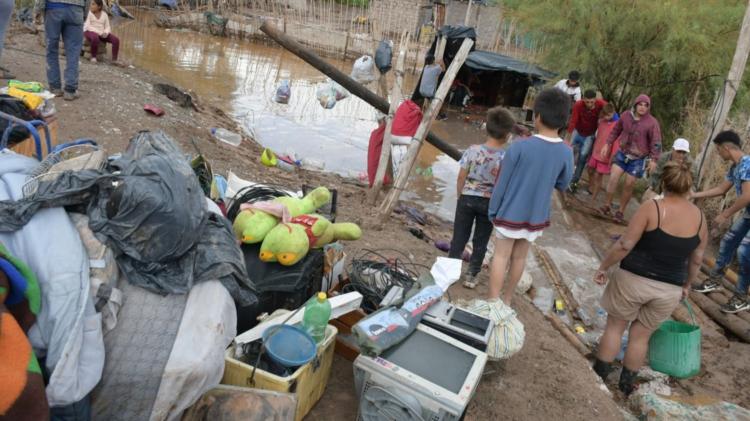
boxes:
[345,248,426,312]
[226,184,293,221]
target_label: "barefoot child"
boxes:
[587,103,620,204]
[83,0,120,64]
[449,106,516,288]
[488,88,574,304]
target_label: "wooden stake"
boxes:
[697,0,750,188]
[369,43,407,205]
[463,0,473,26]
[546,312,590,356]
[435,36,447,62]
[533,245,581,320]
[259,20,462,161]
[377,38,474,220]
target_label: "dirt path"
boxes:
[4,28,629,420]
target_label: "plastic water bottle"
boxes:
[302,292,331,343]
[211,128,242,147]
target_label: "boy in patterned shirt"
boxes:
[449,106,516,288]
[692,130,750,313]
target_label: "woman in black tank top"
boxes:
[590,161,708,395]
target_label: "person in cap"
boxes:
[599,94,662,222]
[554,70,582,103]
[692,130,750,313]
[642,138,697,202]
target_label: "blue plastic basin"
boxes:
[262,324,317,368]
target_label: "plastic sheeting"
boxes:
[0,131,257,307]
[374,40,393,74]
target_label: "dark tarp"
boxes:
[437,25,477,40]
[465,50,556,79]
[0,130,258,306]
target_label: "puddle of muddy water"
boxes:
[114,10,488,220]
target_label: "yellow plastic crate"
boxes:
[223,325,337,421]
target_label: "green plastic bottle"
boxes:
[302,292,331,343]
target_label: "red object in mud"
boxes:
[391,100,422,138]
[143,104,165,116]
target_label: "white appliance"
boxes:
[353,324,487,421]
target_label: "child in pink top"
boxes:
[587,103,620,203]
[83,0,120,63]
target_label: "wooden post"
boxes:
[464,0,473,26]
[697,0,750,188]
[435,36,447,62]
[259,20,462,161]
[369,43,407,205]
[690,292,750,343]
[343,31,350,60]
[378,38,474,220]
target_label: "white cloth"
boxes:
[554,79,582,102]
[151,280,237,421]
[495,226,543,242]
[0,151,104,407]
[391,144,408,178]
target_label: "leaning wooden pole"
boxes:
[368,47,407,205]
[378,38,474,220]
[259,20,462,161]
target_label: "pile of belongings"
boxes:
[0,131,257,419]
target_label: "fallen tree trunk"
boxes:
[690,291,750,343]
[259,20,462,161]
[546,312,590,357]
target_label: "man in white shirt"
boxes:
[554,70,582,103]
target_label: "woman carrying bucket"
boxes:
[590,161,707,394]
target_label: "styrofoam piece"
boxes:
[233,291,363,345]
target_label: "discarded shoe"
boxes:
[719,294,750,313]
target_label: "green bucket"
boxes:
[648,300,701,378]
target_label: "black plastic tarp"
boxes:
[465,50,555,79]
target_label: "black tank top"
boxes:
[620,200,702,287]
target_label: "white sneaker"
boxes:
[90,57,97,63]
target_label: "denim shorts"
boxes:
[613,150,646,178]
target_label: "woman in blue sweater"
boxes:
[487,88,574,304]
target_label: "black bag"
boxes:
[0,95,33,147]
[375,40,393,74]
[237,243,324,333]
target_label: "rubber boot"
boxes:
[619,367,638,396]
[592,359,614,381]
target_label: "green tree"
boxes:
[504,0,747,142]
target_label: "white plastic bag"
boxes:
[273,80,291,104]
[351,55,378,84]
[464,299,525,360]
[315,79,350,109]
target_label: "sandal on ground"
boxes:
[614,211,625,222]
[599,204,611,216]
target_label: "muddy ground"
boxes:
[4,25,748,420]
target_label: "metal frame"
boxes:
[0,110,52,159]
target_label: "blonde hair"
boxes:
[661,161,692,195]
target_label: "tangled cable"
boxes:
[226,184,293,221]
[344,249,429,312]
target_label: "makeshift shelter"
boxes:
[414,25,554,108]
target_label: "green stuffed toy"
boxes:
[260,214,362,266]
[232,186,331,244]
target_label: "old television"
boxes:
[353,324,487,421]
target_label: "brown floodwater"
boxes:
[114,10,486,220]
